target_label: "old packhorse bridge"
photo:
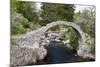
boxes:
[17,21,86,48]
[11,21,94,66]
[10,21,95,66]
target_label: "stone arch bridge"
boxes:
[11,21,95,66]
[17,21,86,48]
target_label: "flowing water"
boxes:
[36,41,94,65]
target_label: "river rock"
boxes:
[40,37,50,47]
[62,40,73,49]
[36,46,47,60]
[77,44,95,59]
[10,34,47,66]
[10,44,36,66]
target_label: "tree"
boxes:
[15,1,38,22]
[40,3,75,25]
[76,7,95,37]
[11,0,42,35]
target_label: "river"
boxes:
[36,41,94,65]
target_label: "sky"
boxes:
[74,4,94,12]
[36,3,42,11]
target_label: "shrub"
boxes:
[69,27,79,49]
[90,46,95,54]
[75,7,95,37]
[11,13,29,35]
[60,26,79,49]
[29,22,41,30]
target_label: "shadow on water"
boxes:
[35,41,95,65]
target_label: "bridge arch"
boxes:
[21,21,86,48]
[43,21,86,45]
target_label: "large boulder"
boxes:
[10,43,47,66]
[77,33,95,59]
[36,46,47,60]
[10,45,36,66]
[10,33,47,66]
[77,44,95,59]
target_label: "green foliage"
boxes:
[59,26,79,49]
[69,27,79,49]
[49,25,60,31]
[11,13,28,34]
[11,12,42,35]
[11,0,17,12]
[11,0,40,23]
[11,1,76,35]
[90,47,95,54]
[41,3,75,25]
[11,0,42,35]
[73,11,80,22]
[11,22,26,34]
[29,22,41,30]
[75,7,95,37]
[13,1,39,22]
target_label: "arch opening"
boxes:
[44,22,83,41]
